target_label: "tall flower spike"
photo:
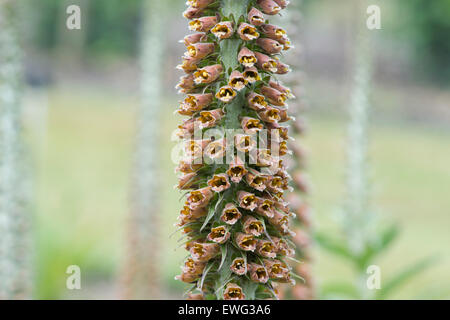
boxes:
[176,0,297,300]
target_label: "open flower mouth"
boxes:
[231,258,246,275]
[241,26,259,40]
[189,20,203,31]
[216,87,236,102]
[205,143,224,158]
[247,221,263,236]
[228,166,244,178]
[194,70,210,83]
[242,195,256,207]
[240,56,257,67]
[208,174,230,192]
[211,23,233,38]
[240,236,257,250]
[207,226,229,243]
[223,208,240,223]
[243,70,260,83]
[256,268,268,280]
[229,78,246,90]
[263,61,278,72]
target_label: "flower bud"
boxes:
[256,38,283,54]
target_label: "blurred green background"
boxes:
[17,0,450,299]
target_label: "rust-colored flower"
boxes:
[183,6,204,20]
[247,92,268,111]
[207,225,231,244]
[256,38,283,54]
[274,0,290,9]
[245,169,268,192]
[181,33,206,46]
[248,263,269,283]
[256,240,277,258]
[178,172,199,190]
[243,67,261,83]
[186,42,215,59]
[242,215,265,236]
[195,108,224,129]
[176,74,195,94]
[220,203,242,225]
[204,138,226,159]
[248,7,265,26]
[177,55,200,73]
[176,160,203,174]
[238,47,257,68]
[260,24,287,41]
[241,117,263,134]
[186,187,214,210]
[190,242,220,262]
[182,257,206,276]
[207,173,231,192]
[187,292,205,300]
[274,59,291,74]
[211,21,234,39]
[237,23,260,41]
[194,64,223,84]
[254,52,278,73]
[235,134,257,153]
[264,259,290,279]
[237,191,258,211]
[178,205,207,226]
[215,85,236,103]
[256,197,275,218]
[258,107,281,123]
[187,0,214,9]
[230,257,247,275]
[223,283,245,300]
[257,0,282,15]
[261,85,288,107]
[228,70,247,91]
[226,157,247,183]
[189,16,218,32]
[236,232,257,251]
[178,93,213,116]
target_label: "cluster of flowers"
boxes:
[175,0,299,300]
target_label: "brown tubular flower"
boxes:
[228,71,247,91]
[241,117,263,134]
[256,197,275,218]
[196,108,224,129]
[220,203,242,225]
[236,233,257,251]
[237,191,258,211]
[254,52,278,73]
[190,242,220,262]
[215,85,236,103]
[189,16,218,32]
[186,42,215,59]
[245,169,268,192]
[207,173,231,192]
[238,47,257,68]
[261,85,288,107]
[257,0,282,15]
[176,0,297,300]
[186,186,213,210]
[256,240,277,258]
[182,33,206,46]
[273,0,290,9]
[248,7,265,26]
[226,157,247,183]
[230,257,247,275]
[188,0,214,9]
[194,64,223,84]
[237,23,260,41]
[207,226,231,244]
[242,215,264,236]
[248,263,269,283]
[256,38,283,54]
[247,92,268,111]
[243,67,261,83]
[223,283,245,300]
[211,21,234,39]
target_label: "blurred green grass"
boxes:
[25,87,450,299]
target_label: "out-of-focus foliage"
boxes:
[402,0,450,85]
